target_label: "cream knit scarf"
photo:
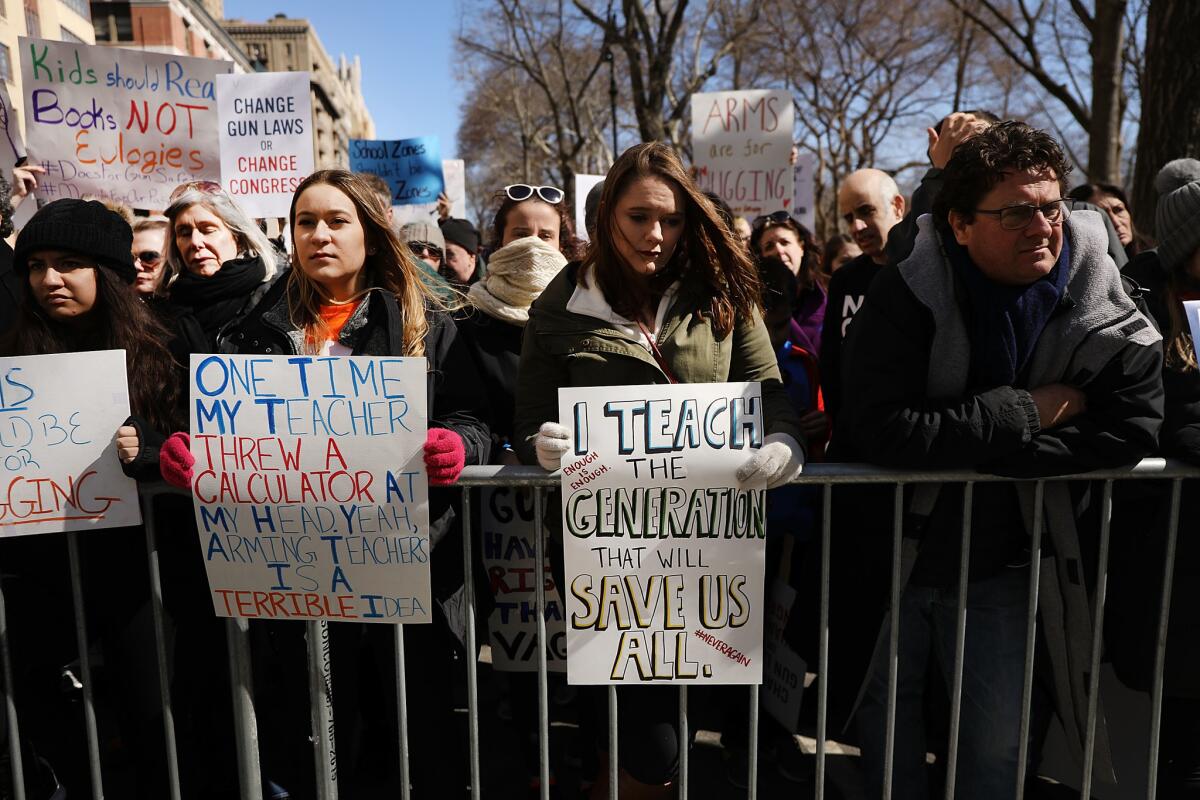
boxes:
[468,235,568,325]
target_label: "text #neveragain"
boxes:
[188,354,432,624]
[559,382,767,685]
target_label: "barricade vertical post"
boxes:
[816,483,832,800]
[944,482,974,799]
[66,533,104,800]
[1015,480,1045,799]
[1146,478,1182,800]
[461,487,481,800]
[142,493,182,800]
[394,626,410,800]
[608,685,618,799]
[0,565,26,800]
[533,487,551,800]
[226,616,263,800]
[1080,480,1114,798]
[883,483,905,800]
[747,685,759,799]
[306,620,337,800]
[678,686,688,799]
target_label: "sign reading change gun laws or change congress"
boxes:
[217,71,314,218]
[559,382,767,685]
[188,354,431,624]
[20,38,232,209]
[0,351,140,536]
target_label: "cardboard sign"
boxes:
[792,152,816,233]
[481,487,567,672]
[442,159,466,218]
[19,38,232,209]
[188,354,431,624]
[558,382,767,685]
[691,89,794,219]
[217,71,313,218]
[762,578,807,731]
[348,136,443,208]
[574,173,604,241]
[0,351,140,535]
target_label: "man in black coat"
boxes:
[840,121,1163,799]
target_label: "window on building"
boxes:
[23,0,38,37]
[59,25,84,43]
[0,44,11,82]
[91,2,131,42]
[59,0,88,20]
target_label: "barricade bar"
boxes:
[460,489,482,800]
[532,487,551,800]
[1015,481,1046,800]
[66,533,104,800]
[141,501,182,800]
[394,627,411,800]
[944,482,974,799]
[883,483,904,800]
[1147,478,1183,800]
[0,566,26,800]
[815,484,832,800]
[1081,480,1115,798]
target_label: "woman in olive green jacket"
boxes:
[513,142,804,799]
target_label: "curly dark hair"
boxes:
[932,120,1071,229]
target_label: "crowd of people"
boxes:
[0,110,1197,800]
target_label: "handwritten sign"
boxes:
[442,159,466,217]
[691,89,794,219]
[0,80,33,228]
[188,354,431,624]
[1184,301,1200,356]
[348,136,443,210]
[0,351,140,536]
[792,152,816,233]
[558,382,767,685]
[217,71,313,218]
[574,173,604,241]
[481,487,567,672]
[762,578,806,730]
[19,38,231,210]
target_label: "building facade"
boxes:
[90,0,252,70]
[222,13,375,168]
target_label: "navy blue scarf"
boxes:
[943,229,1071,389]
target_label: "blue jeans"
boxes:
[856,566,1030,800]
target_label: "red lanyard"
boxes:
[636,319,679,384]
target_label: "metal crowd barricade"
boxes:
[0,459,1193,799]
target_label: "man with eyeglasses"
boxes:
[838,121,1163,799]
[399,219,445,269]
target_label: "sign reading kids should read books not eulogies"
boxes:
[559,382,767,685]
[188,354,432,624]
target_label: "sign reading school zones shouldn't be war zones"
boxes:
[691,89,794,219]
[559,382,767,685]
[19,38,232,209]
[217,71,314,218]
[0,351,140,536]
[348,136,444,208]
[188,354,431,624]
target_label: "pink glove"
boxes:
[160,432,194,489]
[424,428,465,486]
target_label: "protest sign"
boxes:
[0,81,34,228]
[762,578,807,731]
[348,136,443,208]
[217,71,313,218]
[1184,301,1200,354]
[558,382,767,685]
[481,487,567,672]
[442,159,466,218]
[19,38,231,209]
[792,152,816,233]
[691,89,794,219]
[0,350,140,535]
[188,354,431,624]
[574,173,604,241]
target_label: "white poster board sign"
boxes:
[691,89,794,219]
[19,38,232,209]
[442,159,466,218]
[188,354,431,623]
[481,487,567,672]
[0,351,140,535]
[762,578,807,731]
[574,173,604,241]
[217,71,313,218]
[1184,301,1200,356]
[559,381,767,685]
[792,152,816,233]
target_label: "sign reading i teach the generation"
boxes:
[188,354,432,624]
[217,71,314,218]
[0,351,140,536]
[19,38,232,210]
[558,381,768,685]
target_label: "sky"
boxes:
[223,0,465,159]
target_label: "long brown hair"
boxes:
[583,142,762,337]
[286,170,447,357]
[3,264,184,433]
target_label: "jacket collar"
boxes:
[565,268,680,348]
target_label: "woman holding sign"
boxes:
[514,142,805,798]
[159,169,490,796]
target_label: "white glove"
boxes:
[534,421,572,471]
[736,433,805,489]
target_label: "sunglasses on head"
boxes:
[134,250,162,266]
[751,210,795,230]
[169,180,225,203]
[504,184,564,205]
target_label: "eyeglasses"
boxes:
[503,184,564,205]
[408,242,444,263]
[751,210,795,230]
[973,200,1070,230]
[134,250,162,266]
[169,180,224,203]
